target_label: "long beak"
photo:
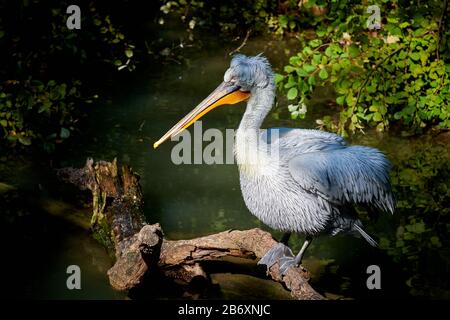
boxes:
[153,82,250,149]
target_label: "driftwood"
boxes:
[57,158,324,300]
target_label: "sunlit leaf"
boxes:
[319,68,328,80]
[287,87,298,100]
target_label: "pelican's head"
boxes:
[224,54,274,92]
[153,54,274,149]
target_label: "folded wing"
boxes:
[288,145,395,214]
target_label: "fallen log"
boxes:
[57,158,324,300]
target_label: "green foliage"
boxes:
[163,0,449,135]
[159,0,279,33]
[0,79,80,151]
[0,1,135,151]
[277,0,450,135]
[379,137,450,296]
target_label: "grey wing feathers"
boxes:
[288,145,395,214]
[262,128,346,147]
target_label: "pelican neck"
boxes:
[238,85,275,131]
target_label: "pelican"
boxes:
[154,54,395,274]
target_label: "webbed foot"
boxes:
[278,256,299,275]
[259,235,313,275]
[258,242,294,268]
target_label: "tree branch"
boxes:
[57,159,324,300]
[229,30,252,56]
[437,0,448,60]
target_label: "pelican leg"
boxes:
[278,236,313,275]
[280,232,291,245]
[258,232,293,268]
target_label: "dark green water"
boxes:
[1,34,448,299]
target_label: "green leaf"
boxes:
[430,236,442,247]
[60,127,70,139]
[316,29,326,37]
[336,95,345,105]
[420,51,429,65]
[18,136,32,146]
[413,28,425,36]
[284,65,296,73]
[287,87,298,100]
[346,92,356,106]
[302,47,313,55]
[319,68,329,80]
[289,56,302,66]
[348,44,360,58]
[284,76,296,89]
[325,46,335,58]
[38,101,52,114]
[398,50,408,59]
[304,0,316,9]
[278,15,288,29]
[0,119,7,127]
[274,73,284,85]
[410,52,420,61]
[298,80,308,94]
[309,39,322,48]
[312,54,322,65]
[387,17,399,24]
[331,63,341,74]
[125,49,133,58]
[410,63,422,77]
[58,84,67,99]
[303,64,316,73]
[405,222,426,234]
[399,22,410,29]
[387,25,402,36]
[296,68,309,77]
[289,21,296,30]
[287,104,298,112]
[308,76,316,86]
[372,112,382,121]
[69,87,77,95]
